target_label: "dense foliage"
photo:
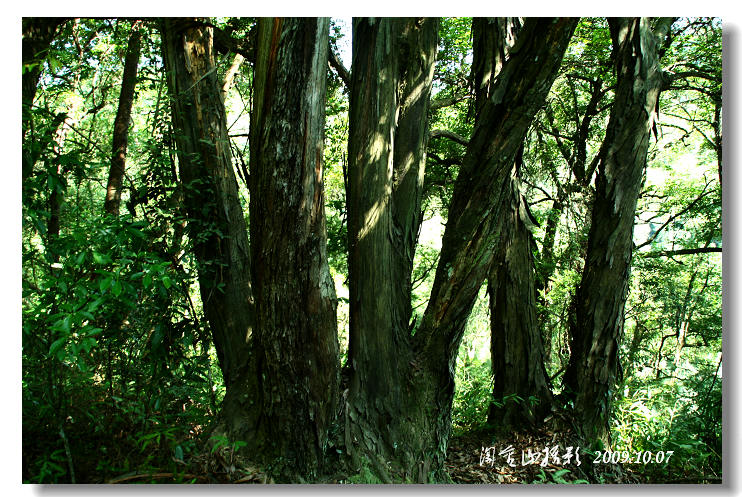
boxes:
[21,16,721,484]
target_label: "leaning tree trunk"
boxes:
[345,17,439,482]
[160,19,252,389]
[470,17,553,429]
[346,17,576,482]
[563,17,670,445]
[220,17,340,480]
[414,17,576,477]
[104,20,142,216]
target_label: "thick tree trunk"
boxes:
[160,19,252,389]
[346,17,575,481]
[471,17,552,429]
[390,18,440,337]
[487,154,553,428]
[563,17,670,444]
[220,17,340,479]
[345,17,439,482]
[104,20,142,216]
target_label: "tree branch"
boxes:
[634,182,712,250]
[641,247,721,258]
[222,53,245,97]
[429,129,469,146]
[328,45,350,89]
[429,93,469,112]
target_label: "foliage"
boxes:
[21,16,722,484]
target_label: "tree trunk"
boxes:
[471,17,521,117]
[487,151,553,428]
[160,19,252,390]
[104,20,142,216]
[563,17,670,445]
[344,17,439,482]
[22,17,66,182]
[220,17,340,479]
[470,17,552,429]
[22,17,66,119]
[414,16,576,476]
[346,17,575,481]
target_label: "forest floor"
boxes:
[115,420,644,484]
[52,406,694,484]
[102,427,638,484]
[444,425,641,484]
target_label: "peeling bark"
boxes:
[564,17,670,444]
[223,17,339,479]
[161,19,253,390]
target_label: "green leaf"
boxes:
[161,275,172,289]
[93,251,111,265]
[143,273,152,289]
[88,297,105,312]
[99,277,112,292]
[111,280,122,297]
[81,337,97,354]
[48,56,62,74]
[553,469,570,479]
[49,337,67,360]
[55,316,71,334]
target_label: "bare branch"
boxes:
[328,45,350,89]
[429,93,469,112]
[641,247,721,258]
[221,53,245,98]
[429,129,469,146]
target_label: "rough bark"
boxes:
[221,17,339,479]
[563,17,670,444]
[414,16,576,475]
[471,17,521,117]
[345,17,439,482]
[471,17,552,429]
[487,180,552,427]
[487,154,553,428]
[104,20,142,216]
[160,19,252,389]
[346,17,575,481]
